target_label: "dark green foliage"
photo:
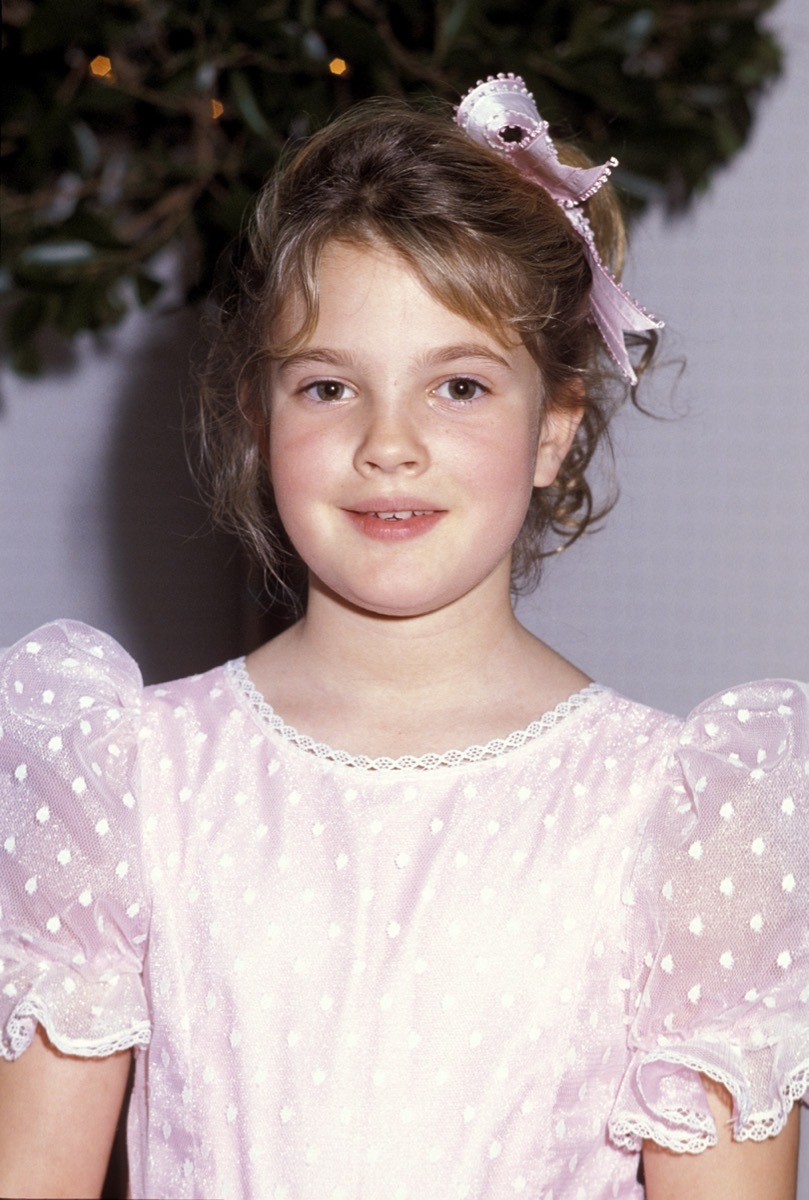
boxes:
[1,0,782,372]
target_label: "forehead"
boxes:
[275,238,522,357]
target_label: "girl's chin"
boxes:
[309,573,499,623]
[329,591,454,621]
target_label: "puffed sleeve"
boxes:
[0,621,151,1059]
[609,681,809,1152]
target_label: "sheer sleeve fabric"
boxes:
[609,681,809,1153]
[0,621,151,1059]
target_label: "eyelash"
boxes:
[433,376,489,404]
[301,379,356,403]
[299,375,490,405]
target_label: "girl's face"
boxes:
[267,240,578,621]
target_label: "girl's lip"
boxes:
[346,498,444,515]
[344,508,446,540]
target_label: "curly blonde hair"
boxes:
[197,97,657,603]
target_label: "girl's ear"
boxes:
[533,383,585,488]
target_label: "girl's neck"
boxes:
[246,579,590,761]
[304,580,522,684]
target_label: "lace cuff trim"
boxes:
[609,1051,809,1153]
[2,995,152,1061]
[227,659,606,771]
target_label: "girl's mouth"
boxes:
[345,508,445,540]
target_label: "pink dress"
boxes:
[1,620,807,1200]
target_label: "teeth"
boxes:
[373,510,431,520]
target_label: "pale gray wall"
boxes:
[0,294,245,682]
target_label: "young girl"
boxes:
[0,74,806,1200]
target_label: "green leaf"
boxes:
[7,293,49,350]
[21,0,103,55]
[71,122,102,175]
[135,271,164,306]
[11,340,43,376]
[440,0,476,49]
[19,240,98,266]
[229,70,273,138]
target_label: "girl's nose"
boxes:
[353,398,427,475]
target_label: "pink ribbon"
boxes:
[456,74,662,384]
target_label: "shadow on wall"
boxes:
[102,304,247,684]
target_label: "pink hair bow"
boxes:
[455,74,662,384]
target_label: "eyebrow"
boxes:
[276,343,514,373]
[276,349,359,373]
[418,343,514,370]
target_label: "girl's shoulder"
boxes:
[592,677,808,794]
[668,677,808,767]
[1,619,144,723]
[638,677,809,922]
[630,677,808,856]
[0,619,237,737]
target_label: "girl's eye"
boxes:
[434,377,488,403]
[304,379,355,403]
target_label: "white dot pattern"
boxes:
[1,621,807,1200]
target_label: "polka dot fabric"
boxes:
[1,622,807,1200]
[0,623,149,1059]
[611,684,809,1153]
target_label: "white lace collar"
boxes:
[226,657,607,773]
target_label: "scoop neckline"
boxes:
[226,657,608,773]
